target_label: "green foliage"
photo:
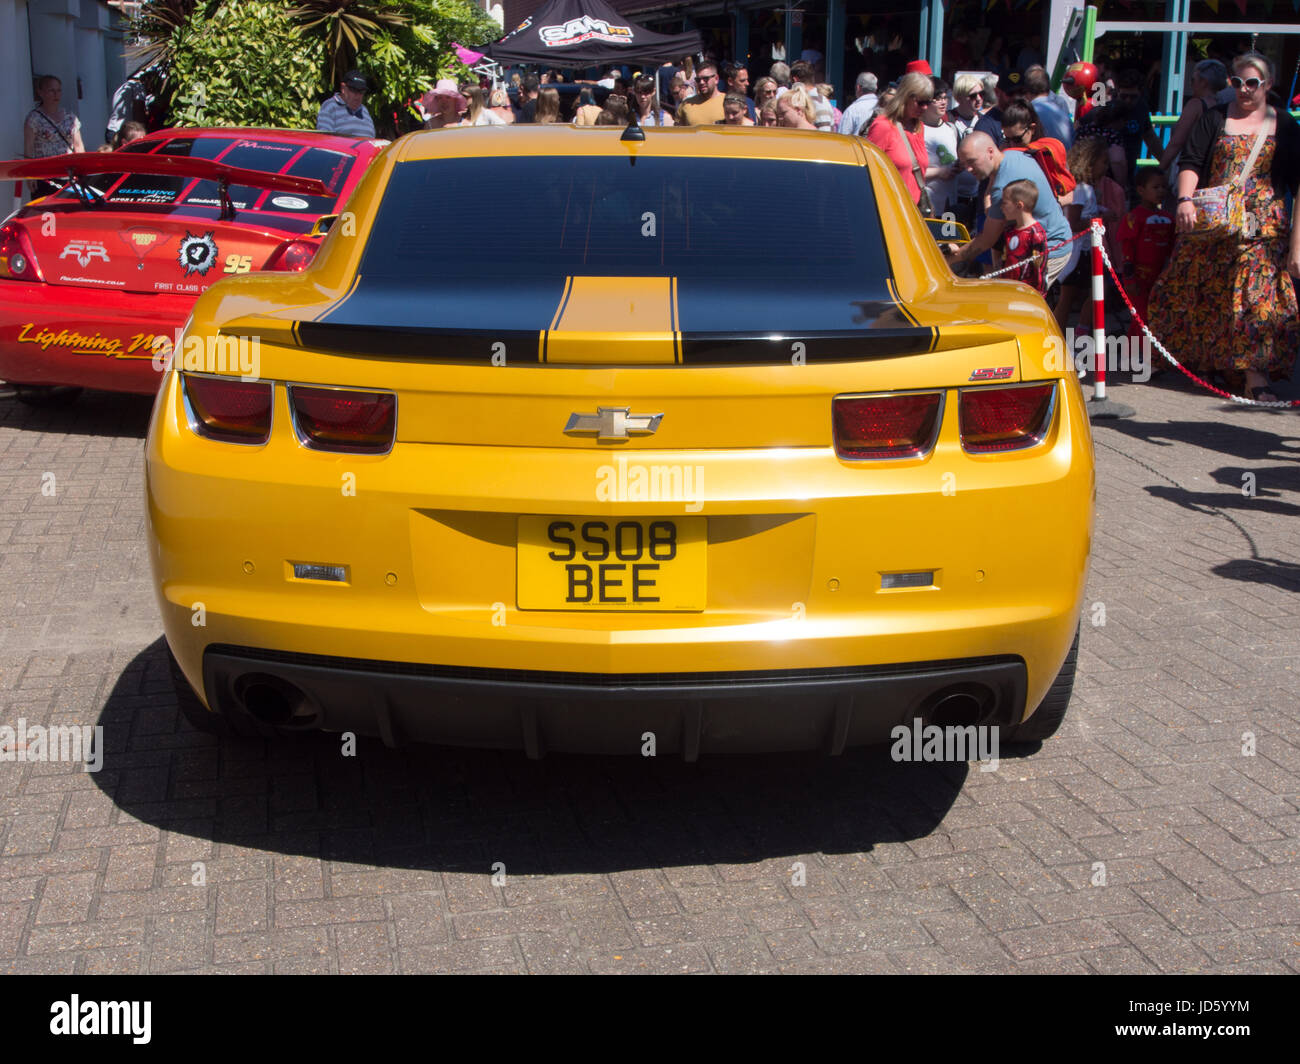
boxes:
[169,0,326,128]
[288,0,410,87]
[143,0,501,137]
[392,0,499,56]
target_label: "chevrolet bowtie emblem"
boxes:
[564,406,663,442]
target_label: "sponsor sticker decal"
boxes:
[271,195,310,210]
[15,323,168,359]
[118,227,171,269]
[178,231,218,276]
[539,16,633,47]
[58,240,110,268]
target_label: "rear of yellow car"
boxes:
[145,127,1093,757]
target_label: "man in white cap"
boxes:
[316,70,375,137]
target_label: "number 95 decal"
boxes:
[223,254,253,274]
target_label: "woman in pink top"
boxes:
[865,72,933,206]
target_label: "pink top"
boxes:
[866,118,928,203]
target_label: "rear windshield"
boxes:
[358,155,891,288]
[93,136,356,217]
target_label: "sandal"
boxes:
[1249,386,1281,403]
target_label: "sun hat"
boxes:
[422,79,468,113]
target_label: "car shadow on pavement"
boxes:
[0,391,154,439]
[89,638,1022,875]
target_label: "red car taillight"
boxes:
[265,239,319,272]
[833,392,943,460]
[0,222,43,282]
[959,382,1056,453]
[289,386,396,454]
[183,375,273,445]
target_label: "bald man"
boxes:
[947,131,1074,287]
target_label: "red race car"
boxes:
[0,127,384,401]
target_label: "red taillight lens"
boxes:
[290,386,396,453]
[833,392,943,459]
[0,222,43,282]
[959,382,1056,453]
[265,239,319,272]
[184,375,273,444]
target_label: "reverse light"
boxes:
[881,571,935,590]
[183,375,273,444]
[0,222,43,282]
[833,392,943,460]
[291,563,347,582]
[959,382,1056,453]
[289,385,396,454]
[265,239,319,272]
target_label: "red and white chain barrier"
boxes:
[1090,220,1300,409]
[973,218,1297,409]
[977,228,1090,280]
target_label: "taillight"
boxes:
[833,392,943,460]
[265,239,319,272]
[289,386,395,454]
[0,222,43,282]
[959,382,1056,453]
[183,375,273,444]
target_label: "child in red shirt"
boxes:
[999,179,1048,294]
[1119,167,1175,338]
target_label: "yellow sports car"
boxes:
[145,123,1093,757]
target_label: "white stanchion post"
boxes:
[1091,220,1107,402]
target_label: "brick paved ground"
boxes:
[0,371,1296,974]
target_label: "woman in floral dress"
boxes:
[22,75,84,199]
[1146,52,1300,402]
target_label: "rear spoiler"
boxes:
[0,152,328,217]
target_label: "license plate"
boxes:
[517,516,706,611]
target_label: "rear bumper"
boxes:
[0,283,191,393]
[147,365,1093,740]
[200,643,1027,757]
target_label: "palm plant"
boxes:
[289,0,410,87]
[129,0,216,69]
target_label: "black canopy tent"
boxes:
[481,0,702,69]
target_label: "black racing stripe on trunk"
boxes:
[674,286,906,335]
[301,276,568,362]
[294,323,542,363]
[679,330,939,365]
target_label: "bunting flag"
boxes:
[1204,0,1218,12]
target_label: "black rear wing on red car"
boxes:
[0,152,329,217]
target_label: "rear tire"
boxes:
[13,385,83,407]
[167,645,234,737]
[1005,625,1079,743]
